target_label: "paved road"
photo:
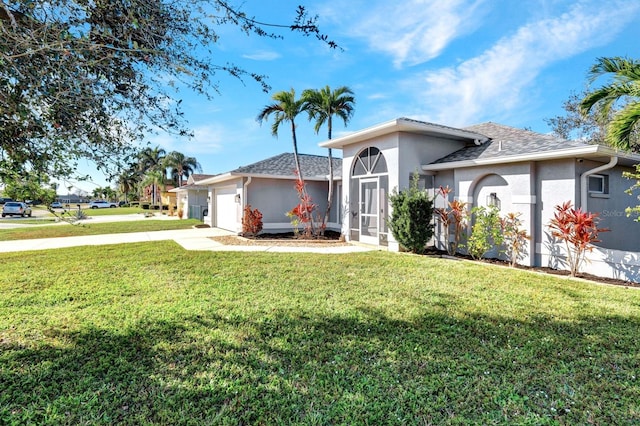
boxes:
[0,210,178,229]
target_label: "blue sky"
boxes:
[71,0,640,192]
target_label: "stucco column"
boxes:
[511,195,536,267]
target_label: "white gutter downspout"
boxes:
[580,156,618,210]
[243,176,252,208]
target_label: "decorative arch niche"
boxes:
[470,173,510,211]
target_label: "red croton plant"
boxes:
[434,186,468,255]
[548,201,609,277]
[241,205,263,237]
[287,177,318,238]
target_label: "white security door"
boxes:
[359,178,378,245]
[215,187,237,231]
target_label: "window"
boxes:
[352,147,387,176]
[588,174,609,194]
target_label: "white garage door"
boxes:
[215,187,237,231]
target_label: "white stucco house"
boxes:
[174,117,640,282]
[322,118,640,282]
[171,153,342,234]
[172,174,216,220]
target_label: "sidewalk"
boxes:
[0,226,376,254]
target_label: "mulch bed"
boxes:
[422,247,640,288]
[210,231,349,247]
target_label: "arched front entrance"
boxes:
[350,147,389,246]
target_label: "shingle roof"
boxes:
[190,173,217,182]
[431,122,588,164]
[231,153,342,179]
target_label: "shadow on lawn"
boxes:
[2,307,639,425]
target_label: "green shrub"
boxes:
[467,205,503,260]
[389,173,434,253]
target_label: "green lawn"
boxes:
[0,219,201,241]
[81,206,145,216]
[1,244,639,424]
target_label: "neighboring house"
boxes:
[171,153,342,233]
[56,194,89,204]
[321,118,640,282]
[171,174,216,220]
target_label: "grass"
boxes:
[0,219,201,240]
[47,206,147,217]
[1,245,639,425]
[80,206,145,216]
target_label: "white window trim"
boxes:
[588,174,609,197]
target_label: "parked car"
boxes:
[50,202,64,209]
[118,201,130,207]
[88,200,118,209]
[2,202,32,217]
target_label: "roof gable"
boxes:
[188,174,217,184]
[320,117,489,149]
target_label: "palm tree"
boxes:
[141,169,166,209]
[257,88,306,182]
[580,57,640,152]
[102,187,116,201]
[302,85,355,230]
[91,187,102,199]
[118,163,141,203]
[137,146,166,205]
[164,151,202,187]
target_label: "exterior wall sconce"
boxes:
[487,192,501,210]
[235,194,241,203]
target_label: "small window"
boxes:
[588,174,609,194]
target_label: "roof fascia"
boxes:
[198,172,341,184]
[422,145,640,171]
[320,118,488,149]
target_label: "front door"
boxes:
[360,178,378,245]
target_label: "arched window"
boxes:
[352,147,387,176]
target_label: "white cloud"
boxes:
[242,50,282,61]
[411,1,640,126]
[148,124,225,155]
[346,0,486,68]
[367,93,388,100]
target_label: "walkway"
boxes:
[0,226,375,254]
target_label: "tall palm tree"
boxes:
[141,169,166,209]
[580,57,640,152]
[164,151,202,187]
[137,146,166,205]
[257,88,306,182]
[302,85,355,229]
[118,163,140,203]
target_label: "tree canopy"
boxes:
[0,1,336,182]
[545,90,608,144]
[580,57,640,152]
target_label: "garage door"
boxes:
[215,187,237,231]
